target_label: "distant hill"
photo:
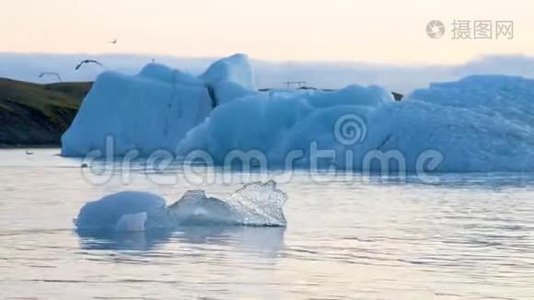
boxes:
[0,78,92,147]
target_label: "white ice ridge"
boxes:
[61,53,534,172]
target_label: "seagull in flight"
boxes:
[75,59,103,71]
[38,72,62,82]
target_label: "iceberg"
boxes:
[168,180,286,226]
[74,180,287,232]
[176,84,392,165]
[62,52,534,172]
[74,191,169,231]
[365,75,534,172]
[177,75,534,172]
[61,54,256,156]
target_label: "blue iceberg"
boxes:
[61,53,534,172]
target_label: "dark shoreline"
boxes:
[0,79,91,147]
[0,144,60,149]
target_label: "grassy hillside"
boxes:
[0,78,92,147]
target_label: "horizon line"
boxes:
[2,51,533,68]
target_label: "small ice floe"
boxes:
[74,180,287,233]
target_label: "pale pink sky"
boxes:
[1,0,533,64]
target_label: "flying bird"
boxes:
[75,59,103,71]
[38,72,62,82]
[109,38,118,44]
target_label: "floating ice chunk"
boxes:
[74,181,288,232]
[168,190,242,226]
[167,180,287,227]
[226,180,287,226]
[115,212,148,232]
[74,191,167,231]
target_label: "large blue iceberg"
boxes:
[180,75,534,172]
[62,54,254,156]
[61,54,534,172]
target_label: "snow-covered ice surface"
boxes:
[75,181,287,232]
[62,54,534,172]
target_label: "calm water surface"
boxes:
[1,149,533,299]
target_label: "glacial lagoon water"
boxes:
[1,149,534,299]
